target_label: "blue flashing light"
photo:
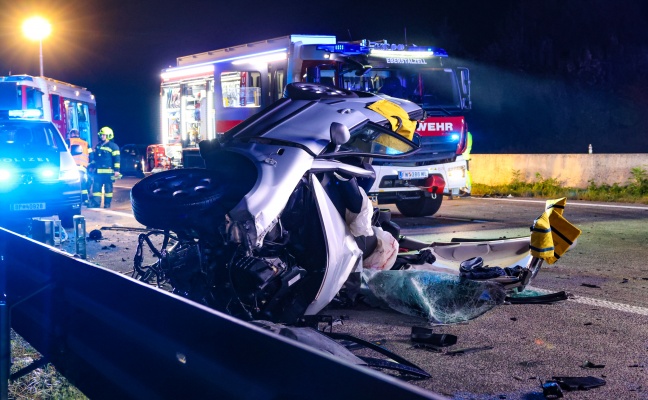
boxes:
[316,43,370,55]
[451,133,460,141]
[0,75,35,83]
[408,46,448,57]
[8,109,43,119]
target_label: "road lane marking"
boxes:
[83,208,135,218]
[481,197,648,210]
[570,296,648,316]
[531,287,648,316]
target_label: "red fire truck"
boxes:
[157,35,471,216]
[0,75,99,148]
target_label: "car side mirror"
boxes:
[70,144,83,155]
[330,122,350,151]
[411,132,421,146]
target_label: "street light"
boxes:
[22,16,52,77]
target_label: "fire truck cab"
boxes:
[158,35,472,216]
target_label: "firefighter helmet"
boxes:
[98,126,114,140]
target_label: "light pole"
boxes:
[22,16,51,77]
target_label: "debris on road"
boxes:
[362,269,507,324]
[580,360,605,369]
[552,376,606,391]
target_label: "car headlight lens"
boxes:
[59,168,80,182]
[41,168,57,179]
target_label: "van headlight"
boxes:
[59,167,80,182]
[41,168,57,179]
[0,169,11,181]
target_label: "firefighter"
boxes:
[66,129,90,203]
[461,131,473,197]
[88,126,121,208]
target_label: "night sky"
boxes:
[2,0,648,153]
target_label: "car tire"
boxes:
[59,208,80,229]
[131,168,236,233]
[396,194,443,217]
[283,82,358,100]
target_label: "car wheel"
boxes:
[59,208,80,229]
[396,194,443,217]
[131,168,236,233]
[283,82,358,100]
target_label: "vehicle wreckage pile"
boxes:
[68,84,593,397]
[126,83,582,326]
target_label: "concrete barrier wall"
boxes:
[470,154,648,188]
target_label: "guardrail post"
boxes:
[1,254,9,400]
[74,215,87,259]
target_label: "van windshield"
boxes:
[0,121,65,152]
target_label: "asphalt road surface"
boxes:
[73,178,648,399]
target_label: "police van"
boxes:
[0,117,82,228]
[0,75,94,229]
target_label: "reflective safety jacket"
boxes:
[91,140,121,174]
[530,197,581,264]
[69,137,90,167]
[464,132,473,161]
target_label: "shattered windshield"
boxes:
[331,122,417,157]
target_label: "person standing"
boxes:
[461,131,473,197]
[88,126,121,208]
[66,128,90,204]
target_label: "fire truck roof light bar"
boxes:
[162,48,288,80]
[315,43,370,55]
[370,49,445,58]
[316,42,448,59]
[366,40,448,56]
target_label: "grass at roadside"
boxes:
[472,167,648,204]
[9,330,87,400]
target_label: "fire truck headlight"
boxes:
[59,167,80,182]
[448,165,466,179]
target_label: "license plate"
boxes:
[398,170,428,180]
[12,203,46,211]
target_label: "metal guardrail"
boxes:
[0,227,445,400]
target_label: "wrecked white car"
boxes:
[130,83,581,326]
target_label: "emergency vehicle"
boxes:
[157,34,471,216]
[0,75,95,227]
[0,75,99,148]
